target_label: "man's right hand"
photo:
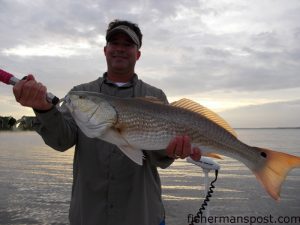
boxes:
[13,74,53,111]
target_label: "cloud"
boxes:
[220,99,300,128]
[2,41,93,57]
[1,0,300,127]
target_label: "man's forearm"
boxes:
[33,107,77,151]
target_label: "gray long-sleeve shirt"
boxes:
[33,73,174,225]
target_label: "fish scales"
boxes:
[111,97,251,157]
[64,91,300,200]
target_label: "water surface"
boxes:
[0,129,300,225]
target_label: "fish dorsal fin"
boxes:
[171,98,237,137]
[136,96,165,104]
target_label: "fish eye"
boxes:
[260,152,267,158]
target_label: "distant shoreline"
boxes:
[235,127,300,130]
[2,116,300,131]
[1,127,300,132]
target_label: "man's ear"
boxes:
[104,46,107,56]
[136,50,141,60]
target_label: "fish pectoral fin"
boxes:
[203,152,223,159]
[100,129,144,166]
[253,147,300,200]
[196,145,223,159]
[118,145,144,166]
[101,129,144,165]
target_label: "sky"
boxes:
[0,0,300,128]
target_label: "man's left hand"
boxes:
[166,135,201,161]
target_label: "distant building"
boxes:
[0,116,17,130]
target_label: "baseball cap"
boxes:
[106,25,141,49]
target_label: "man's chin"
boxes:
[111,63,129,70]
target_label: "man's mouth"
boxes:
[112,54,127,59]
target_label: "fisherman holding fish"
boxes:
[12,20,201,225]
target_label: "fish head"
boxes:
[63,91,117,138]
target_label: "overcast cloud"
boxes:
[1,0,300,127]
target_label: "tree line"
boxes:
[0,116,35,130]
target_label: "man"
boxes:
[13,20,201,225]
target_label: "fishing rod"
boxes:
[0,68,59,105]
[186,156,220,225]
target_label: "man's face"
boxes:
[104,33,141,74]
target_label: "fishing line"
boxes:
[186,157,220,225]
[189,169,218,225]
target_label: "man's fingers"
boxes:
[26,74,35,81]
[18,80,41,106]
[12,74,52,110]
[190,147,201,161]
[166,138,177,158]
[181,136,191,159]
[167,136,202,160]
[30,82,44,103]
[13,74,36,102]
[174,136,184,158]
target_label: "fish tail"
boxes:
[253,148,300,200]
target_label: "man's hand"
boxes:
[166,135,201,161]
[13,74,53,111]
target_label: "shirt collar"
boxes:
[102,72,138,88]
